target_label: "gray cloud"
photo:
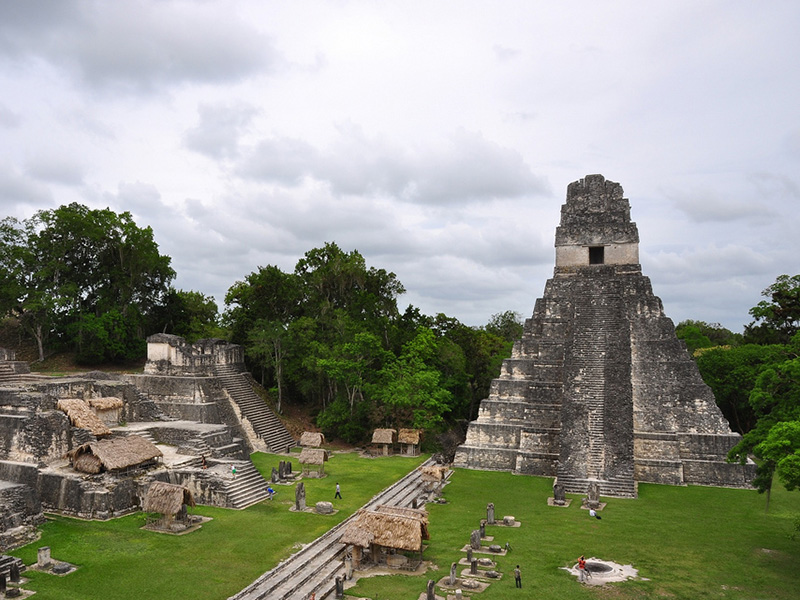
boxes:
[0,103,21,128]
[184,103,260,160]
[25,153,85,186]
[0,163,53,208]
[0,0,277,92]
[239,128,548,204]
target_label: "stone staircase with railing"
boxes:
[214,364,295,453]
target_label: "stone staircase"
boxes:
[0,362,16,383]
[557,282,636,498]
[0,554,25,579]
[224,460,272,509]
[214,364,295,453]
[231,458,442,600]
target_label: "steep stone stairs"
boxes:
[214,364,295,453]
[0,362,16,383]
[557,284,636,498]
[224,460,272,509]
[230,458,442,600]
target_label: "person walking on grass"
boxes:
[578,555,587,582]
[334,482,342,499]
[514,565,522,588]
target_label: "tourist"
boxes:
[514,564,522,588]
[201,455,207,469]
[589,508,601,520]
[231,464,237,479]
[267,486,275,500]
[578,555,587,582]
[334,482,342,499]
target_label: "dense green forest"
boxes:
[1,205,799,499]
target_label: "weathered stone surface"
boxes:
[454,174,756,497]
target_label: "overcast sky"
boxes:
[1,1,798,333]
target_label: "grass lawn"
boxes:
[349,469,799,600]
[9,453,799,600]
[9,451,426,600]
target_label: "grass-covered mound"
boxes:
[9,452,798,600]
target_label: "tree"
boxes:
[0,204,175,363]
[745,274,800,344]
[728,333,800,510]
[485,310,524,342]
[150,289,220,342]
[696,344,787,434]
[371,328,452,430]
[675,320,738,352]
[755,420,800,492]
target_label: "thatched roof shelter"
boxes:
[298,448,328,465]
[420,465,448,482]
[143,481,195,515]
[398,429,421,445]
[57,398,112,437]
[374,504,429,526]
[88,397,124,410]
[339,508,429,553]
[68,434,162,474]
[299,431,325,447]
[371,428,396,445]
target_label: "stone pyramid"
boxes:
[453,174,754,497]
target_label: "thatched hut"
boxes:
[298,448,329,477]
[339,506,429,569]
[87,397,124,426]
[299,431,325,447]
[371,428,396,456]
[58,398,112,437]
[398,429,421,456]
[68,434,162,474]
[420,465,449,494]
[142,481,196,531]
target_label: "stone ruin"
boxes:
[454,175,756,497]
[0,336,295,550]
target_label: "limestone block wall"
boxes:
[130,375,221,423]
[145,334,245,376]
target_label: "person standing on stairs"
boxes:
[334,482,342,499]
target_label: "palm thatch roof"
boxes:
[419,465,448,482]
[142,481,195,515]
[88,397,124,410]
[371,428,396,445]
[68,434,162,473]
[375,504,429,524]
[298,448,328,465]
[57,398,112,436]
[339,508,429,552]
[398,429,421,444]
[299,431,325,447]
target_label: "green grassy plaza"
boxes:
[9,450,798,600]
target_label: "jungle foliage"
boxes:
[223,242,521,442]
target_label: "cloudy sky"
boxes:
[1,1,798,333]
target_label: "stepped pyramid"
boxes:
[454,174,755,497]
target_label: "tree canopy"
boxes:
[1,204,181,363]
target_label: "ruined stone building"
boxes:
[454,174,755,497]
[0,336,295,550]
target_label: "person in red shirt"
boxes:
[578,555,587,582]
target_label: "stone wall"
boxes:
[144,334,245,376]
